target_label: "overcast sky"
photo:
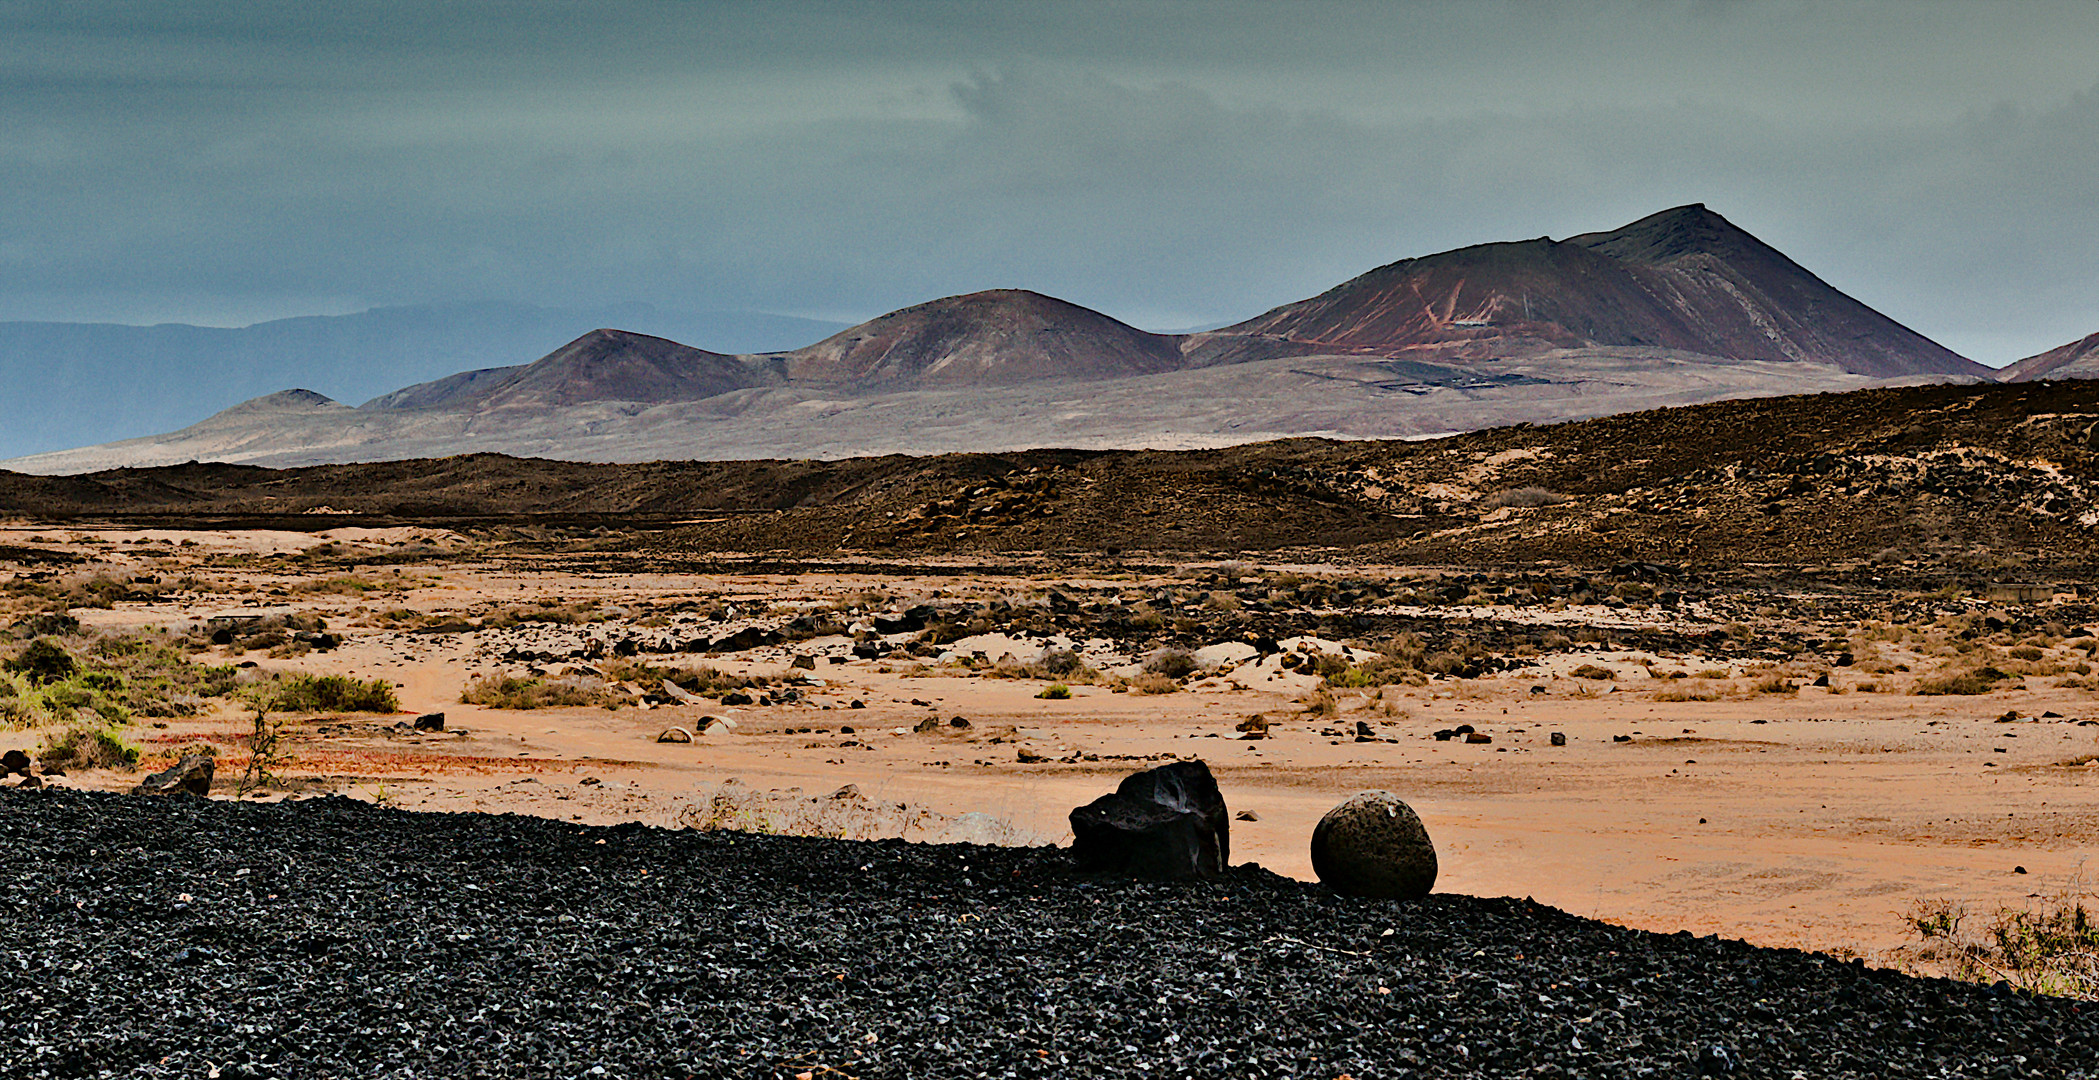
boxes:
[2,0,2096,365]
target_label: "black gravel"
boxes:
[4,790,2092,1079]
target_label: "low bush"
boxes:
[256,673,399,713]
[460,674,611,710]
[1142,648,1198,680]
[1125,673,1182,695]
[1480,487,1568,509]
[1569,663,1616,681]
[1036,683,1072,700]
[38,724,140,771]
[1912,665,2009,696]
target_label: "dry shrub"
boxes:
[460,674,612,710]
[1480,487,1568,509]
[1125,673,1181,695]
[1652,680,1726,703]
[1749,672,1798,695]
[1569,663,1615,681]
[38,724,140,771]
[1912,665,2009,696]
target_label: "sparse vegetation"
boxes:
[253,673,399,713]
[1911,664,2009,696]
[1480,486,1568,509]
[1036,683,1072,700]
[459,673,612,710]
[37,723,140,771]
[1905,891,2099,998]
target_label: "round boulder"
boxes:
[1310,791,1437,899]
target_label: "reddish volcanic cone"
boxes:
[784,289,1184,388]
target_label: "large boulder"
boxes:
[1,748,30,778]
[1310,791,1437,900]
[1069,760,1229,879]
[133,752,214,798]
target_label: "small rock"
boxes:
[1613,734,1633,743]
[790,655,817,670]
[913,716,942,734]
[412,712,445,732]
[720,691,754,706]
[828,784,862,801]
[948,715,971,729]
[132,753,214,798]
[1,748,30,777]
[848,699,866,710]
[1310,791,1438,900]
[2014,865,2028,874]
[660,679,701,705]
[1464,732,1492,744]
[655,727,693,744]
[15,774,43,789]
[1236,809,1260,822]
[1354,720,1378,742]
[1016,748,1049,763]
[1810,673,1830,687]
[1549,731,1567,747]
[839,725,856,735]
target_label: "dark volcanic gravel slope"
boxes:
[3,791,2092,1079]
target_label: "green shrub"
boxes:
[256,673,399,713]
[38,724,140,771]
[1036,683,1072,700]
[6,638,77,684]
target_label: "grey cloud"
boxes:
[0,1,2096,364]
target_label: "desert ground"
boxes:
[6,521,2095,978]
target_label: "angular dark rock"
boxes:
[1069,760,1229,879]
[132,753,214,798]
[412,712,445,732]
[1,748,30,778]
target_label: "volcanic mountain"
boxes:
[779,289,1183,388]
[1186,204,1988,379]
[2000,331,2099,382]
[365,329,775,412]
[2,204,2001,474]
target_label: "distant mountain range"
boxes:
[0,302,847,459]
[3,205,2020,474]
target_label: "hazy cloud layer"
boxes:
[2,0,2096,363]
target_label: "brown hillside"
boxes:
[2002,331,2099,382]
[782,290,1184,388]
[1188,205,1988,379]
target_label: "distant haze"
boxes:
[3,1,2097,434]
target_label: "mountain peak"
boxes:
[1568,203,1748,264]
[203,388,348,421]
[2002,330,2099,382]
[786,289,1183,387]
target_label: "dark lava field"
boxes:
[3,380,2098,569]
[3,789,2092,1079]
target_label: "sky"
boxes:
[3,0,2097,365]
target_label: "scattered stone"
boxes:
[790,655,817,670]
[1,748,30,777]
[948,716,971,729]
[848,700,866,710]
[913,716,942,734]
[1069,760,1230,880]
[828,784,863,801]
[412,712,445,732]
[1310,791,1438,900]
[655,727,693,744]
[1432,729,1456,741]
[1613,734,1633,743]
[2014,865,2028,874]
[721,691,754,706]
[16,774,43,789]
[839,726,855,735]
[1549,732,1567,746]
[1016,748,1049,764]
[660,680,701,705]
[132,753,214,798]
[1810,673,1830,687]
[1236,809,1260,822]
[1464,732,1492,745]
[1354,720,1378,742]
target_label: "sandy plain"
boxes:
[7,523,2097,973]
